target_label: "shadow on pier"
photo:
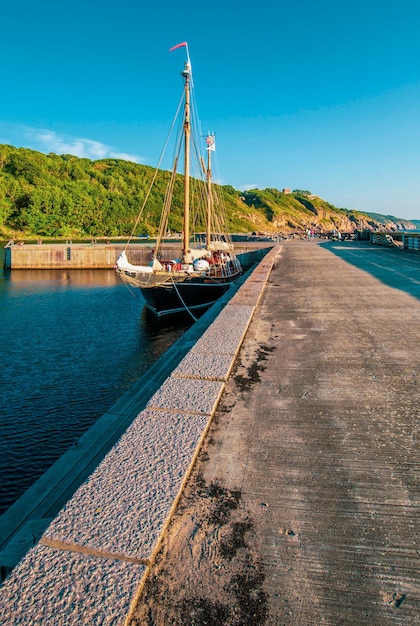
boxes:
[320,240,420,300]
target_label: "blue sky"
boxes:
[1,0,420,220]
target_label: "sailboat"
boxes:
[115,42,242,318]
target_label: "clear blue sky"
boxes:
[1,0,420,220]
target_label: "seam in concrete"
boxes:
[143,405,222,416]
[40,537,150,566]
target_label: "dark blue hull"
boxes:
[140,275,236,317]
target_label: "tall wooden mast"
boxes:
[205,134,215,248]
[182,61,191,262]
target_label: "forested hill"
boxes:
[0,144,416,239]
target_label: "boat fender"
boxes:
[193,259,210,271]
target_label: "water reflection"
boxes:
[2,268,121,287]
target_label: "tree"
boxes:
[292,189,312,196]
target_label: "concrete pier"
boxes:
[132,240,420,625]
[1,240,419,625]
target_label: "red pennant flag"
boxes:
[169,42,187,52]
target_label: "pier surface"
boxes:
[1,240,419,625]
[132,240,420,625]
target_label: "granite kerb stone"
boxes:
[0,543,146,626]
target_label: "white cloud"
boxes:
[25,129,143,163]
[241,184,259,191]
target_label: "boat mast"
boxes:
[182,61,191,262]
[205,134,215,248]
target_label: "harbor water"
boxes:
[0,245,192,515]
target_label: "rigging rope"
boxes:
[123,91,185,254]
[170,275,198,322]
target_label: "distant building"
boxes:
[282,188,291,194]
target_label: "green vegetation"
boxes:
[0,144,415,239]
[0,145,260,238]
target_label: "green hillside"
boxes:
[0,144,415,239]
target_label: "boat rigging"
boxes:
[115,43,242,317]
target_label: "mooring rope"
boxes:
[171,275,198,322]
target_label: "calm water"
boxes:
[0,246,191,515]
